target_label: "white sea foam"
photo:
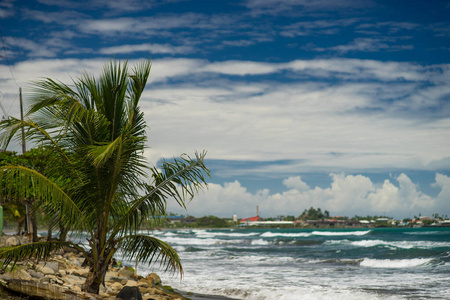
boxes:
[239,255,295,264]
[173,245,185,252]
[159,271,405,300]
[251,239,270,245]
[352,239,450,249]
[244,287,404,300]
[312,230,371,236]
[360,258,433,268]
[324,239,350,245]
[161,236,225,246]
[404,230,450,236]
[195,231,260,238]
[260,231,312,237]
[220,232,260,237]
[164,232,177,236]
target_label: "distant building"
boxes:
[240,216,260,223]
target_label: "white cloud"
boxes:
[35,0,163,12]
[0,0,15,18]
[22,8,88,25]
[283,176,309,191]
[100,43,195,55]
[329,38,414,53]
[222,40,256,47]
[1,58,449,173]
[280,19,359,37]
[201,61,279,76]
[148,57,443,82]
[170,173,449,219]
[3,37,57,58]
[78,14,233,35]
[357,22,420,33]
[243,0,375,16]
[433,173,450,215]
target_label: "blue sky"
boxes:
[0,0,449,219]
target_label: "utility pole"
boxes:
[19,87,26,153]
[19,88,30,235]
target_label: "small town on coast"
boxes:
[159,206,450,229]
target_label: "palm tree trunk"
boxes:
[17,216,25,235]
[47,224,52,241]
[31,209,38,242]
[81,257,109,294]
[59,226,68,242]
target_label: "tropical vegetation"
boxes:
[0,60,209,294]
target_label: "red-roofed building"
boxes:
[240,216,260,223]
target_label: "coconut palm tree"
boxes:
[0,60,209,294]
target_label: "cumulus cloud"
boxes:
[169,173,449,219]
[433,173,450,215]
[282,176,309,191]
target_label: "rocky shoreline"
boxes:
[0,234,187,300]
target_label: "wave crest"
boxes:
[360,258,433,268]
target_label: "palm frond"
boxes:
[99,60,129,138]
[26,78,77,115]
[0,166,87,232]
[0,117,72,165]
[109,151,209,239]
[86,135,123,167]
[0,240,79,269]
[129,60,151,106]
[150,151,210,207]
[118,234,182,275]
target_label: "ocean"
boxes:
[129,227,450,300]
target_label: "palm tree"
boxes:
[0,60,209,294]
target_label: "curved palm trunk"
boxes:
[81,254,110,294]
[82,227,116,294]
[30,209,38,242]
[82,263,108,293]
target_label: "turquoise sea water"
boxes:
[130,227,450,300]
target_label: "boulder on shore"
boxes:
[116,286,143,300]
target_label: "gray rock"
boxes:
[118,269,135,279]
[73,268,89,278]
[5,237,19,246]
[39,276,50,284]
[0,275,12,281]
[45,261,59,272]
[145,273,161,286]
[109,276,128,285]
[6,279,83,300]
[62,274,86,286]
[70,258,82,267]
[116,286,143,300]
[37,265,55,275]
[28,270,45,279]
[17,269,32,280]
